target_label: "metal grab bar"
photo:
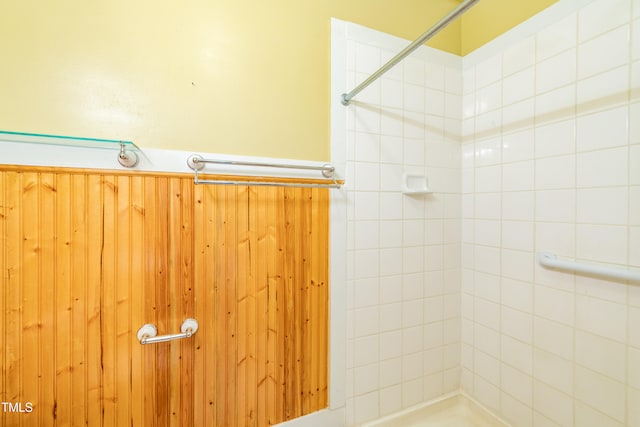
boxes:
[537,252,640,283]
[186,154,342,188]
[341,0,481,106]
[137,318,199,345]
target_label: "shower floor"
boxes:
[363,394,509,427]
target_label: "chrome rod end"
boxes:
[340,93,350,106]
[187,154,205,171]
[321,164,336,178]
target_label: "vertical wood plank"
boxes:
[55,173,73,426]
[217,185,238,426]
[179,178,195,427]
[70,174,88,426]
[214,184,226,427]
[312,188,329,409]
[85,174,104,425]
[202,184,218,427]
[266,186,281,426]
[115,175,132,427]
[21,172,40,424]
[300,187,312,414]
[130,176,145,427]
[192,183,204,427]
[3,172,23,427]
[275,187,287,423]
[168,178,181,427]
[142,176,158,427]
[193,183,213,427]
[247,186,258,427]
[309,189,319,412]
[44,173,58,424]
[255,186,270,426]
[236,186,248,427]
[34,173,55,424]
[101,175,117,426]
[283,187,298,420]
[318,189,329,408]
[155,177,170,427]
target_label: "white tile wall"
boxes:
[340,22,462,426]
[460,0,640,426]
[335,0,639,424]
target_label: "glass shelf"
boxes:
[0,130,141,168]
[0,130,139,151]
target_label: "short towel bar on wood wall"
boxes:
[186,154,342,188]
[537,252,640,283]
[137,318,199,345]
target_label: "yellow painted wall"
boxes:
[0,0,557,161]
[0,0,460,161]
[461,0,558,55]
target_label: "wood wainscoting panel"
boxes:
[0,167,328,426]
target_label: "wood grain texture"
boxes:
[0,167,329,426]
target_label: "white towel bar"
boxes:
[537,252,640,283]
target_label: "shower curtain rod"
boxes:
[341,0,481,106]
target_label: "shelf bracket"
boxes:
[118,143,139,168]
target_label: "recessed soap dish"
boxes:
[402,173,432,194]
